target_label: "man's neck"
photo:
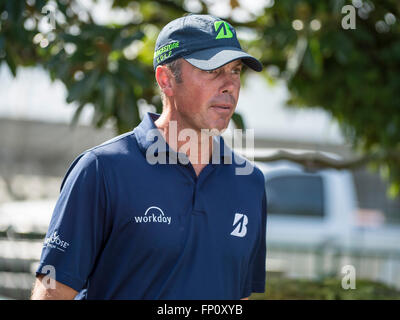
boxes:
[154,110,214,175]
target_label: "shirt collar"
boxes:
[134,112,232,164]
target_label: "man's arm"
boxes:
[31,275,78,300]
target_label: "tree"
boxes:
[1,0,399,197]
[248,0,400,197]
[0,0,191,133]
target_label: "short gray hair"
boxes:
[165,58,183,83]
[158,58,183,103]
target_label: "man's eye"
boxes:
[233,68,242,74]
[206,70,217,74]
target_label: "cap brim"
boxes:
[183,46,263,72]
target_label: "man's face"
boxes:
[171,59,242,133]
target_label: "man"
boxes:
[31,14,267,300]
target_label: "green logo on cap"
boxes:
[214,21,233,39]
[154,41,180,64]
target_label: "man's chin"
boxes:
[207,119,231,135]
[201,124,228,136]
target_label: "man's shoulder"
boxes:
[87,130,138,158]
[60,130,141,190]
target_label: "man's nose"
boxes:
[220,73,239,94]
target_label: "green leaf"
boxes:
[5,47,17,77]
[70,103,86,128]
[67,70,100,103]
[231,112,246,130]
[112,30,145,51]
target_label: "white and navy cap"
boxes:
[153,14,262,72]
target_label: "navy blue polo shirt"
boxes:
[36,112,267,299]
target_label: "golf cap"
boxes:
[153,14,263,72]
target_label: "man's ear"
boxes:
[155,65,174,98]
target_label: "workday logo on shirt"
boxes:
[133,206,172,225]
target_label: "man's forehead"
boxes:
[231,60,243,67]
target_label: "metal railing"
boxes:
[1,233,400,299]
[0,232,44,299]
[267,241,400,289]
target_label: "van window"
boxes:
[266,174,325,217]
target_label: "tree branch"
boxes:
[236,149,398,170]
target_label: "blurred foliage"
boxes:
[249,0,400,198]
[250,276,400,300]
[0,0,399,196]
[0,0,188,133]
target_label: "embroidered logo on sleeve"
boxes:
[43,231,70,252]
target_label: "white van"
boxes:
[247,148,400,286]
[256,156,358,249]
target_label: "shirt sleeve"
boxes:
[242,186,267,298]
[35,151,109,292]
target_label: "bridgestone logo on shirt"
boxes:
[133,206,172,225]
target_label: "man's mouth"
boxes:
[210,105,232,114]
